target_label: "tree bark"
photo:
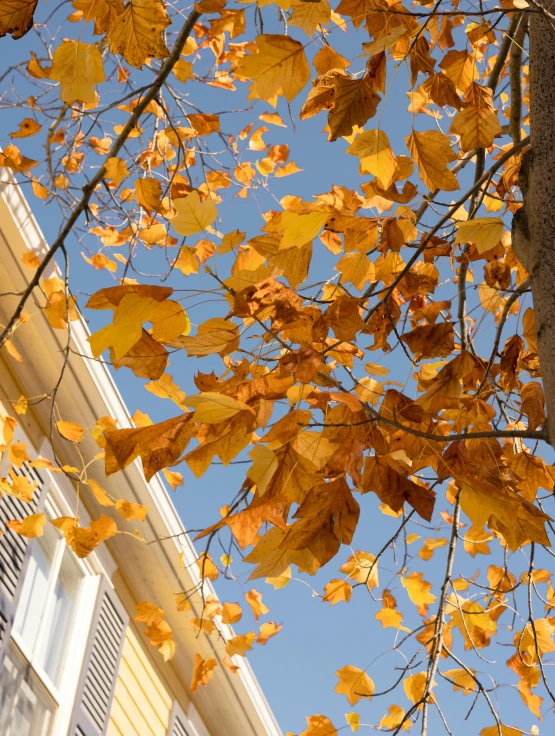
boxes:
[513,12,555,445]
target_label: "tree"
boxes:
[0,0,554,733]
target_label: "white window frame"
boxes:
[168,701,211,736]
[5,445,115,736]
[10,493,101,734]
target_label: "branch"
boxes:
[477,277,531,395]
[420,492,461,735]
[304,416,545,443]
[364,137,530,327]
[0,8,202,350]
[509,14,528,145]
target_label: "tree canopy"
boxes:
[1,0,555,734]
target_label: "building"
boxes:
[0,174,282,736]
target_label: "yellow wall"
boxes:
[107,625,173,736]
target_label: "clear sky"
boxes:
[1,4,552,735]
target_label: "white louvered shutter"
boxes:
[169,702,190,736]
[70,580,128,736]
[0,446,46,668]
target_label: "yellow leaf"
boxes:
[171,191,218,236]
[8,512,46,538]
[225,632,256,657]
[418,536,448,561]
[335,665,374,705]
[57,420,86,443]
[361,25,407,56]
[259,111,286,127]
[245,588,269,621]
[50,41,105,105]
[190,653,217,692]
[443,668,476,694]
[9,441,29,467]
[280,210,328,249]
[175,592,191,612]
[313,45,350,75]
[517,679,542,718]
[186,392,254,423]
[257,621,282,644]
[162,468,183,490]
[135,600,165,624]
[300,715,337,736]
[346,130,398,189]
[191,617,216,634]
[0,144,38,173]
[460,478,550,551]
[107,0,170,69]
[196,552,219,581]
[335,251,375,291]
[266,566,291,589]
[173,59,193,83]
[88,291,164,359]
[401,572,436,616]
[149,300,190,342]
[275,161,302,177]
[158,639,176,661]
[21,250,40,268]
[134,177,162,214]
[406,130,459,192]
[340,551,379,590]
[291,430,337,470]
[455,217,504,254]
[104,157,129,186]
[345,712,360,733]
[221,601,243,624]
[145,373,187,409]
[115,499,148,521]
[514,617,555,659]
[450,104,501,152]
[236,34,310,103]
[247,445,278,494]
[87,478,115,506]
[375,608,411,632]
[480,727,522,736]
[8,476,36,502]
[322,579,352,605]
[379,705,411,732]
[288,0,331,36]
[9,118,41,139]
[403,671,433,705]
[31,179,48,199]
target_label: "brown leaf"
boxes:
[401,322,455,360]
[361,456,436,521]
[104,414,195,480]
[520,382,545,431]
[280,477,360,566]
[328,74,380,141]
[111,329,168,380]
[0,0,37,39]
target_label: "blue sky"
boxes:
[1,4,553,734]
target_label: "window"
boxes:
[13,520,84,687]
[0,517,85,735]
[0,645,55,736]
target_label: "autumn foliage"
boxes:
[1,0,555,733]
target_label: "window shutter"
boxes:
[0,435,46,668]
[70,579,128,736]
[168,702,190,736]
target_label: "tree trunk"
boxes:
[513,12,555,445]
